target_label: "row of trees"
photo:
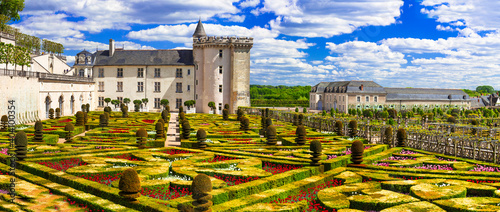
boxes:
[103,98,197,111]
[1,24,63,55]
[0,42,31,70]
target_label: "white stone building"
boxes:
[89,20,253,114]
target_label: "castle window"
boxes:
[98,82,104,92]
[137,68,144,78]
[79,69,84,77]
[196,94,198,100]
[187,85,190,91]
[154,82,161,92]
[176,98,182,109]
[117,82,123,92]
[176,83,183,93]
[176,68,182,78]
[219,66,223,74]
[219,49,223,58]
[188,69,191,75]
[137,82,144,92]
[219,85,222,93]
[365,96,369,102]
[357,96,360,102]
[196,80,198,85]
[154,68,161,77]
[98,97,104,107]
[98,68,104,78]
[154,98,161,109]
[117,68,123,78]
[374,96,378,102]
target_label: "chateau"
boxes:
[0,20,252,123]
[310,81,472,112]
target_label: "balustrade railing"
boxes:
[2,69,93,83]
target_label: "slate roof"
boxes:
[385,88,469,101]
[93,49,194,66]
[312,81,385,94]
[193,19,207,38]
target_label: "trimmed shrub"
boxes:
[65,123,74,142]
[155,122,164,139]
[295,107,299,113]
[197,129,207,149]
[34,121,43,143]
[179,112,186,122]
[191,174,213,211]
[49,108,54,119]
[348,120,357,138]
[136,128,147,149]
[303,108,307,113]
[55,108,61,119]
[119,168,141,203]
[75,111,84,126]
[15,131,28,161]
[295,125,306,145]
[237,108,244,121]
[397,128,406,147]
[240,117,250,131]
[293,114,298,126]
[182,121,191,139]
[310,140,322,166]
[224,104,229,110]
[85,103,90,112]
[161,110,169,122]
[179,106,184,113]
[83,112,88,126]
[350,140,364,164]
[222,109,229,120]
[121,105,129,118]
[447,116,457,123]
[99,114,107,128]
[298,114,304,126]
[384,126,393,145]
[335,121,344,136]
[266,125,277,145]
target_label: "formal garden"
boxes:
[1,104,500,211]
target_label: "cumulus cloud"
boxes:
[239,0,260,8]
[259,0,404,37]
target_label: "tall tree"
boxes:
[476,85,495,94]
[0,0,25,30]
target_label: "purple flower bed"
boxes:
[400,149,419,154]
[469,164,500,172]
[414,164,453,170]
[383,156,416,161]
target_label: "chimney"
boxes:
[360,84,364,91]
[109,39,115,57]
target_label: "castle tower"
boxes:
[193,20,253,114]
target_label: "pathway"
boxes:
[165,112,180,147]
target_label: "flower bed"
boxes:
[141,185,192,201]
[78,172,122,186]
[262,161,303,174]
[158,149,199,155]
[36,158,88,172]
[201,155,239,163]
[106,153,142,161]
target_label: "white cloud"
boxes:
[239,0,260,8]
[436,24,455,31]
[259,0,404,38]
[421,0,500,32]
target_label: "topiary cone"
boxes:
[99,114,107,128]
[55,108,61,119]
[118,168,141,203]
[298,114,304,126]
[397,128,406,147]
[34,121,43,143]
[350,140,364,164]
[15,131,28,161]
[266,125,277,145]
[65,123,74,142]
[348,120,357,138]
[191,174,213,212]
[384,126,393,145]
[335,121,344,136]
[136,128,147,149]
[197,129,207,149]
[182,121,191,139]
[310,140,322,166]
[295,125,306,145]
[49,108,54,119]
[155,122,164,139]
[222,109,228,120]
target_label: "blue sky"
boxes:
[11,0,500,89]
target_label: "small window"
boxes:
[188,69,191,75]
[117,68,123,78]
[98,68,104,78]
[117,82,123,92]
[356,96,360,102]
[98,82,104,92]
[219,66,223,74]
[137,68,144,78]
[219,85,222,93]
[154,68,161,77]
[137,82,144,92]
[366,96,369,102]
[176,98,182,109]
[374,96,378,102]
[154,82,161,92]
[154,98,161,109]
[196,80,198,85]
[98,97,104,107]
[196,94,198,100]
[219,49,223,58]
[176,68,182,78]
[187,85,190,91]
[176,83,183,93]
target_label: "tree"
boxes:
[160,99,169,110]
[208,101,216,112]
[184,100,195,110]
[104,98,111,106]
[0,0,25,30]
[133,100,142,112]
[476,85,495,94]
[123,98,131,106]
[111,100,120,108]
[141,98,148,106]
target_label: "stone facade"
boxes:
[310,81,471,112]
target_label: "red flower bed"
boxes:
[306,137,324,140]
[88,137,115,142]
[58,119,72,123]
[26,134,34,136]
[112,128,129,130]
[78,172,122,186]
[227,138,252,141]
[43,128,57,131]
[141,185,191,201]
[0,170,9,175]
[105,130,129,133]
[262,161,303,175]
[216,131,242,135]
[201,155,239,163]
[232,141,260,144]
[60,196,105,212]
[142,119,155,124]
[106,153,141,161]
[269,178,342,212]
[158,149,199,155]
[37,158,87,172]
